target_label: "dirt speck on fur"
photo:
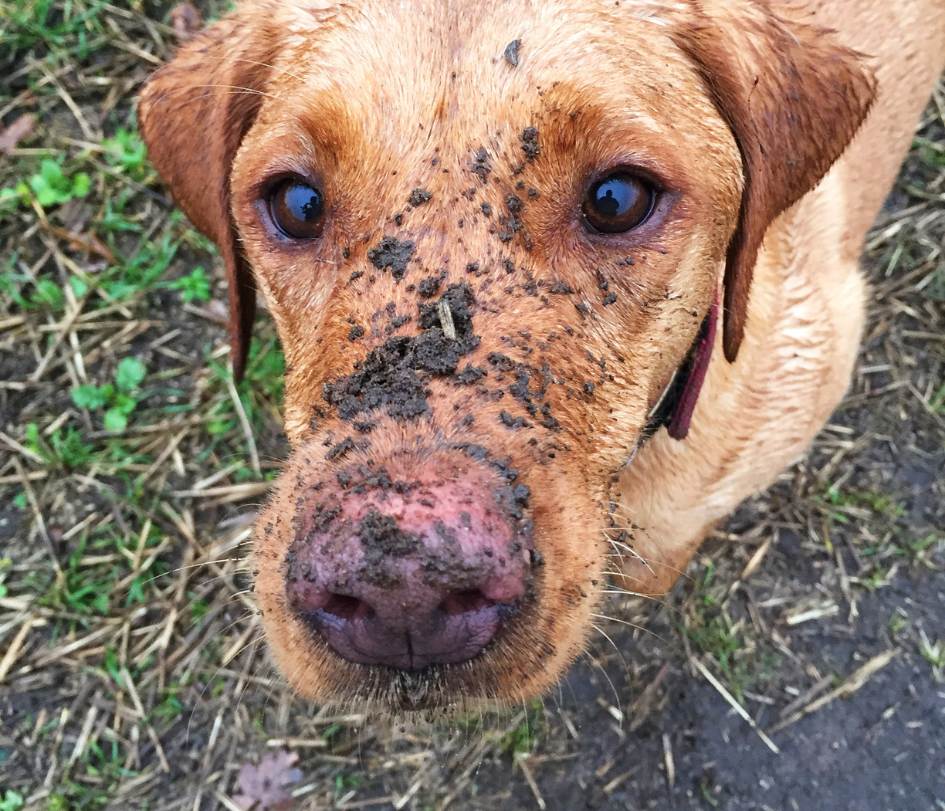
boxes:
[521,126,540,161]
[326,436,357,462]
[471,147,492,182]
[500,410,529,429]
[486,354,559,430]
[455,365,486,385]
[408,188,432,206]
[503,39,521,67]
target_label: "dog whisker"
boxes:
[590,612,664,642]
[185,83,287,103]
[597,588,665,603]
[198,53,307,85]
[146,557,247,582]
[585,652,623,719]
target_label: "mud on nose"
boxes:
[285,465,534,670]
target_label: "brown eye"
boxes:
[269,179,325,239]
[582,172,656,234]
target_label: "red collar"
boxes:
[647,296,719,441]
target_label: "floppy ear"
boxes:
[672,1,876,361]
[139,10,279,380]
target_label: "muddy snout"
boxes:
[285,459,535,670]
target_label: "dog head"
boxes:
[140,0,874,710]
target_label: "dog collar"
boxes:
[645,296,719,442]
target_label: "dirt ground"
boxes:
[0,4,943,810]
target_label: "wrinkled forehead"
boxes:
[260,0,729,167]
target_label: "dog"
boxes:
[139,0,945,711]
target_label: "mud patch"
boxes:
[357,509,422,586]
[358,510,420,558]
[323,284,479,421]
[417,282,475,336]
[367,237,415,280]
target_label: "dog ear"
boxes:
[139,11,278,380]
[673,1,876,361]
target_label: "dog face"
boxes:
[140,0,873,710]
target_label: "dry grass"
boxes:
[0,3,943,810]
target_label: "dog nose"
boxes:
[287,547,521,669]
[285,477,532,670]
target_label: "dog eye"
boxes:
[582,172,656,234]
[268,179,325,239]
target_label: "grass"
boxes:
[0,1,943,809]
[71,356,148,432]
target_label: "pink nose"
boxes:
[285,464,533,670]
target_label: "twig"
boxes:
[692,658,780,754]
[770,650,898,734]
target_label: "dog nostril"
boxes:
[438,589,494,616]
[322,593,372,622]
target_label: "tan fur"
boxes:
[139,0,945,710]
